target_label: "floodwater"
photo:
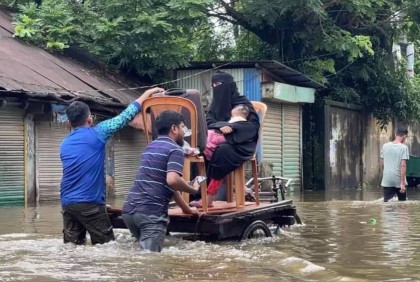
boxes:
[1,188,420,281]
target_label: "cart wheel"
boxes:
[241,220,272,240]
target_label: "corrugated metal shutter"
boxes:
[35,121,70,201]
[282,104,301,187]
[113,127,147,197]
[0,107,25,205]
[262,102,282,177]
[0,108,25,204]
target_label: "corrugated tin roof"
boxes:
[0,9,141,107]
[177,60,325,90]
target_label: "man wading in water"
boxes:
[381,128,410,202]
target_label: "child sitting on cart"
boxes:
[203,104,250,160]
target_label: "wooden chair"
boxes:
[226,101,267,207]
[141,96,209,212]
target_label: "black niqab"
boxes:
[205,71,260,180]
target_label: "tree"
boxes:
[201,0,420,126]
[10,0,212,77]
[6,0,420,125]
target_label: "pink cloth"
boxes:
[204,130,226,160]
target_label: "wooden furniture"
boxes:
[141,96,209,212]
[226,101,268,207]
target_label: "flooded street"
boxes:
[1,188,420,281]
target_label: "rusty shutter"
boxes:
[0,107,25,205]
[113,127,147,197]
[262,101,283,178]
[282,104,301,188]
[35,121,70,201]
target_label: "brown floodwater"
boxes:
[1,188,420,281]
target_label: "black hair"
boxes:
[156,110,185,135]
[66,101,90,128]
[396,128,408,136]
[233,104,250,118]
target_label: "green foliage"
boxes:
[7,0,420,125]
[206,0,420,125]
[11,0,212,76]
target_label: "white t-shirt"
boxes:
[380,142,409,187]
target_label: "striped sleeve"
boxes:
[167,148,184,176]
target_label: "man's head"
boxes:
[231,104,249,120]
[66,101,94,128]
[156,110,186,146]
[396,127,408,142]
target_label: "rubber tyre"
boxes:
[241,220,272,240]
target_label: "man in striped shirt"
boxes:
[122,110,200,252]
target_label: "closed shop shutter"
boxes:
[113,127,147,197]
[262,101,282,178]
[282,104,301,188]
[35,121,70,201]
[0,107,25,205]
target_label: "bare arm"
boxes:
[400,159,407,192]
[166,172,199,194]
[173,191,196,214]
[381,159,384,171]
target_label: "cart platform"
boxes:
[107,199,298,241]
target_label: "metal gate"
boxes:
[262,101,283,178]
[0,107,25,204]
[35,121,70,201]
[113,127,147,197]
[282,104,301,187]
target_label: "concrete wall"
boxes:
[362,114,393,188]
[406,123,420,156]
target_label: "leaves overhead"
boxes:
[6,0,420,125]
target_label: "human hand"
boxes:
[400,183,406,193]
[136,87,165,104]
[192,178,200,192]
[184,147,200,156]
[189,206,199,215]
[220,126,233,134]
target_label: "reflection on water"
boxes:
[1,188,420,281]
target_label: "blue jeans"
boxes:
[122,213,168,252]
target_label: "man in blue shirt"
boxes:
[60,87,164,245]
[122,110,200,252]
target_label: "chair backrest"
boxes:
[141,96,198,147]
[251,101,267,158]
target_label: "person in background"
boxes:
[381,128,410,202]
[60,87,164,245]
[122,110,200,252]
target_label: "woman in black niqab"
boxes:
[192,71,260,207]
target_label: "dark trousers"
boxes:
[62,203,115,245]
[383,187,407,202]
[122,213,168,252]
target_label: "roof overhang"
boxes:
[177,60,325,90]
